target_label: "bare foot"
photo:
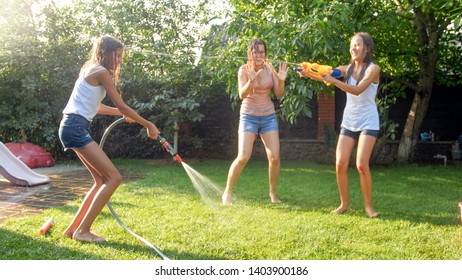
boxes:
[269,192,281,204]
[222,193,233,205]
[365,207,379,218]
[331,205,349,215]
[63,229,74,238]
[73,231,106,243]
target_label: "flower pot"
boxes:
[452,149,461,160]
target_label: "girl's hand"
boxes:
[277,62,288,81]
[297,69,309,77]
[322,74,335,85]
[146,123,161,140]
[244,64,263,82]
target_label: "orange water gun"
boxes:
[295,62,341,85]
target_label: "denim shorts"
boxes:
[58,114,94,151]
[340,127,379,140]
[238,113,278,135]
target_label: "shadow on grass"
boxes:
[0,227,97,260]
[374,168,461,226]
[0,225,219,260]
[55,203,227,260]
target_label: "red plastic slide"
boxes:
[0,142,50,186]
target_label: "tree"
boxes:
[203,0,356,123]
[0,0,223,157]
[0,0,66,147]
[386,0,462,163]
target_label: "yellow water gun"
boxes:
[295,62,341,85]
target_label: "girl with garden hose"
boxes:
[59,35,160,242]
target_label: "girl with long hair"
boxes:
[222,38,288,205]
[59,35,160,242]
[300,32,380,218]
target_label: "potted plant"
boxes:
[452,141,461,160]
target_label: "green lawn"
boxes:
[1,159,461,260]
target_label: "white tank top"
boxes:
[341,64,380,131]
[62,67,107,121]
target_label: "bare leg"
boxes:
[332,135,355,214]
[63,153,104,238]
[356,135,379,218]
[222,132,256,205]
[66,142,122,242]
[260,131,281,203]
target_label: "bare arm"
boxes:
[238,64,263,100]
[97,103,122,115]
[93,69,160,139]
[323,64,380,96]
[97,103,136,123]
[267,62,287,99]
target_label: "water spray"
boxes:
[98,118,220,260]
[157,131,224,206]
[157,135,183,164]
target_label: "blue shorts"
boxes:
[340,127,379,140]
[238,113,278,135]
[58,114,94,151]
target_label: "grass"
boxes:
[1,159,461,260]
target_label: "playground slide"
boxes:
[0,142,50,187]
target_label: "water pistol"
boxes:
[157,135,183,164]
[294,62,341,86]
[39,218,54,235]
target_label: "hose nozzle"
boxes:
[157,135,183,164]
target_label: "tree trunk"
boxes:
[396,92,432,163]
[395,2,446,163]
